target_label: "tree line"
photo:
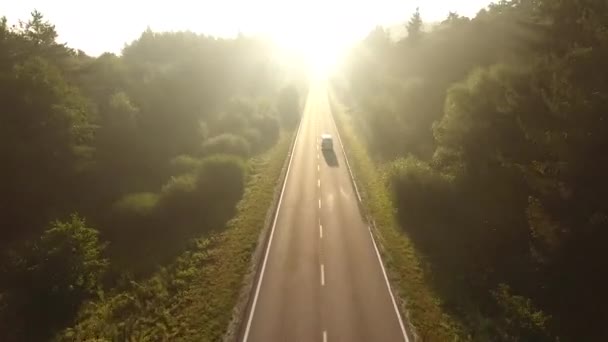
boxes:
[334,0,608,340]
[0,11,305,341]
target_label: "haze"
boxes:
[2,0,493,58]
[6,0,604,341]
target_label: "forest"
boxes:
[0,11,305,340]
[334,0,608,340]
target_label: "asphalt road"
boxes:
[241,82,408,342]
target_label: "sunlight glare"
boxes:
[269,6,357,78]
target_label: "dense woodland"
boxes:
[334,0,608,340]
[0,12,304,340]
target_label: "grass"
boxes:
[329,92,467,342]
[58,132,293,342]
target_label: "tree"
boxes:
[0,54,94,244]
[406,7,423,41]
[277,84,300,128]
[0,214,108,341]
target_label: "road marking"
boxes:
[323,330,328,342]
[328,101,362,203]
[319,224,323,238]
[318,179,320,188]
[317,165,320,172]
[318,199,321,209]
[368,227,410,342]
[317,152,320,159]
[242,109,303,342]
[320,264,325,286]
[329,101,410,342]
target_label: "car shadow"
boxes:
[322,149,339,167]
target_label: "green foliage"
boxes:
[491,284,551,341]
[202,133,252,157]
[35,214,108,297]
[0,50,94,243]
[329,96,464,340]
[170,154,203,174]
[59,134,292,341]
[337,0,608,339]
[0,10,305,340]
[209,97,281,154]
[113,192,160,217]
[406,7,424,41]
[249,109,281,152]
[277,84,300,128]
[0,214,107,341]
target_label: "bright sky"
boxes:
[2,0,494,72]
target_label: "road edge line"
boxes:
[240,105,304,342]
[327,91,410,342]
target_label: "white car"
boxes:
[321,134,333,151]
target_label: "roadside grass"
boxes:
[58,133,293,342]
[329,93,466,341]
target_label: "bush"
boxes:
[277,84,300,128]
[170,154,203,174]
[197,154,247,208]
[491,284,552,341]
[156,155,246,231]
[385,157,455,233]
[157,173,200,221]
[202,133,251,158]
[0,214,107,341]
[249,114,280,152]
[113,192,159,217]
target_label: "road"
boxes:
[241,82,408,342]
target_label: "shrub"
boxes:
[157,155,247,230]
[250,113,280,152]
[277,84,300,128]
[384,156,455,228]
[170,154,203,173]
[112,192,159,217]
[197,154,247,208]
[0,214,107,341]
[157,173,200,220]
[491,284,552,341]
[202,133,251,158]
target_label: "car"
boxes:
[321,134,333,151]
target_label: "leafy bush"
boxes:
[170,154,203,174]
[250,113,280,152]
[113,192,160,217]
[202,133,251,158]
[277,84,300,128]
[491,284,551,341]
[0,10,304,341]
[197,154,248,210]
[0,214,107,341]
[59,134,292,341]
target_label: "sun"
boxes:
[301,38,345,78]
[272,17,353,78]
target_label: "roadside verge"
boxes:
[328,90,464,342]
[60,131,297,342]
[225,115,302,342]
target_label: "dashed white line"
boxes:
[320,264,325,286]
[323,330,328,342]
[329,100,410,342]
[317,153,320,159]
[317,165,320,172]
[318,199,321,209]
[319,224,323,238]
[318,179,321,188]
